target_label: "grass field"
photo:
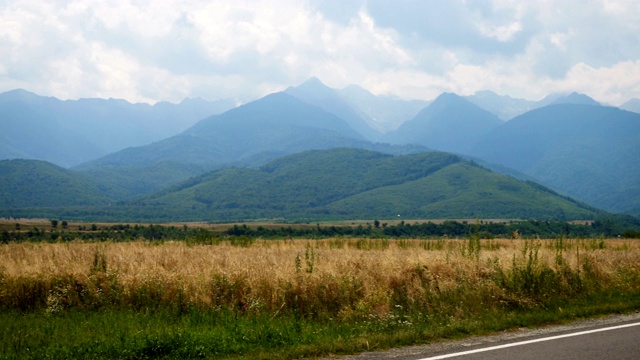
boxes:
[1,237,639,359]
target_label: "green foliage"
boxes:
[0,159,112,208]
[4,216,640,244]
[0,148,623,223]
[104,148,602,222]
[76,161,210,200]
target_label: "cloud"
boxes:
[0,0,639,105]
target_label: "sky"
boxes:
[1,0,639,105]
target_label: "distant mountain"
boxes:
[464,90,536,120]
[550,92,600,106]
[337,84,429,132]
[535,92,600,108]
[285,78,380,140]
[124,148,602,222]
[382,93,502,153]
[0,159,111,209]
[0,89,234,167]
[74,92,376,197]
[464,91,602,121]
[470,104,640,214]
[0,96,104,167]
[620,98,640,114]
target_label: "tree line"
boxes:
[3,216,640,244]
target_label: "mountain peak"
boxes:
[294,77,330,91]
[551,92,600,106]
[433,92,464,103]
[430,92,468,108]
[285,77,335,98]
[0,88,42,102]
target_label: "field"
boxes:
[1,235,640,359]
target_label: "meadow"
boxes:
[1,236,639,359]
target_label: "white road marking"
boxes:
[418,321,640,360]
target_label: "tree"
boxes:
[51,219,59,228]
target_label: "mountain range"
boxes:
[469,103,640,215]
[73,91,425,198]
[1,79,639,220]
[0,89,235,167]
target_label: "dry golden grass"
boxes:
[1,238,639,319]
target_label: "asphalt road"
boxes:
[327,312,640,360]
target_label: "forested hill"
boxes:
[0,149,614,222]
[122,148,602,222]
[0,159,111,208]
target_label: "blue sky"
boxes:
[1,0,639,105]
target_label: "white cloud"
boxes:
[476,20,523,42]
[0,0,639,105]
[556,61,640,105]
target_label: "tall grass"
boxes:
[2,239,639,315]
[1,238,639,358]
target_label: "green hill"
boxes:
[0,159,112,209]
[126,148,601,222]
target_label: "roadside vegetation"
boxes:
[1,231,639,359]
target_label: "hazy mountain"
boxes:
[74,92,375,196]
[337,84,429,132]
[464,90,536,120]
[470,103,640,214]
[550,92,600,106]
[382,93,502,153]
[0,89,234,167]
[535,92,600,108]
[127,148,601,222]
[620,98,640,113]
[0,159,111,209]
[464,91,601,121]
[285,77,380,140]
[0,96,104,167]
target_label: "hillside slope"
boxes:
[285,78,380,140]
[0,159,111,209]
[127,148,601,222]
[383,93,502,153]
[471,104,640,214]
